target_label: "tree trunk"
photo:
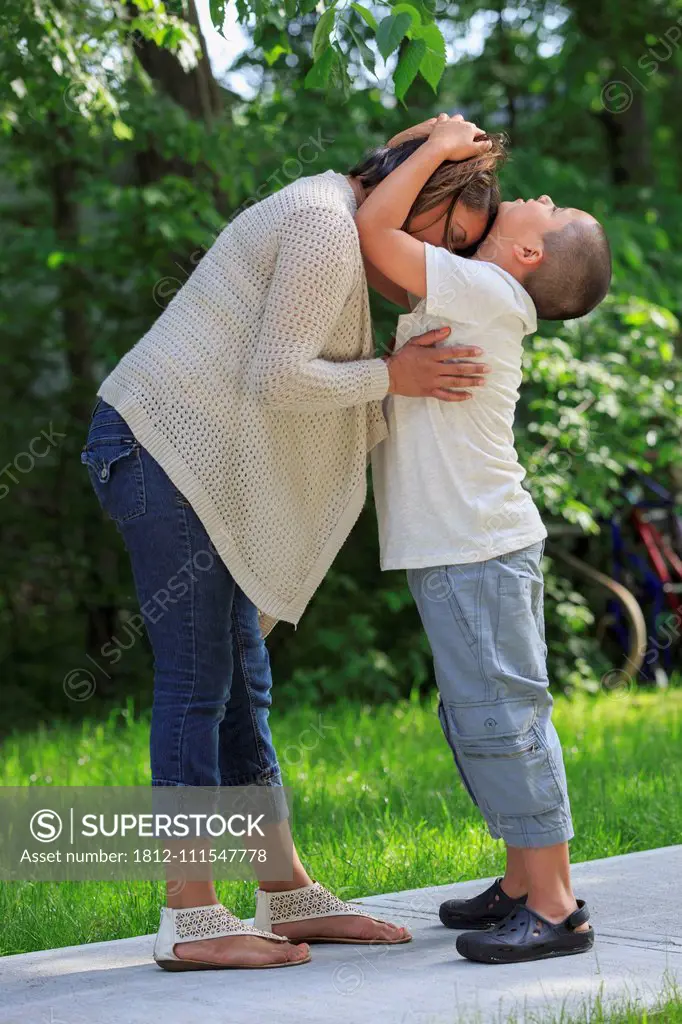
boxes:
[49,126,120,678]
[596,89,652,188]
[128,0,222,123]
[50,128,93,427]
[128,0,228,214]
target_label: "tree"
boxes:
[209,0,447,102]
[1,0,681,729]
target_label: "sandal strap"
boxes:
[512,900,590,934]
[255,882,372,928]
[173,904,287,943]
[566,899,590,930]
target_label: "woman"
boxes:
[81,116,503,971]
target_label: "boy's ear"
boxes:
[511,242,543,267]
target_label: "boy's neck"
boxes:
[472,245,527,286]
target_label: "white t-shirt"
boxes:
[372,243,547,570]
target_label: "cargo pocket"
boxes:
[494,575,548,682]
[81,438,146,523]
[436,698,479,808]
[442,699,564,817]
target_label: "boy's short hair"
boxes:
[349,134,507,254]
[525,219,612,321]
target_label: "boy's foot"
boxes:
[455,899,594,964]
[439,878,527,930]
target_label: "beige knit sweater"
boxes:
[98,170,389,630]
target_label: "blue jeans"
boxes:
[408,542,574,849]
[81,399,282,788]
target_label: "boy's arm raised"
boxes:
[355,114,491,297]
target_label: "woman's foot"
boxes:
[271,916,409,944]
[174,934,310,967]
[154,902,310,970]
[256,881,411,945]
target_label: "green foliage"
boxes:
[412,22,446,93]
[519,296,681,532]
[1,0,681,729]
[393,37,426,102]
[0,0,198,136]
[375,11,413,60]
[351,3,378,32]
[312,4,337,60]
[224,1,447,98]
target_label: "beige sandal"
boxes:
[153,903,311,971]
[254,881,412,945]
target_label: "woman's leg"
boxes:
[83,402,306,966]
[218,583,281,788]
[84,401,404,948]
[218,584,408,943]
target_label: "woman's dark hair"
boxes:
[349,133,507,253]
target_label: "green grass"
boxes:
[1,689,681,1024]
[493,980,682,1023]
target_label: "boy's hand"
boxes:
[426,113,492,162]
[385,327,490,402]
[386,115,447,149]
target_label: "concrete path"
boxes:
[2,846,680,1024]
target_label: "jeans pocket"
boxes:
[81,438,146,523]
[441,567,477,647]
[494,575,548,681]
[443,698,564,817]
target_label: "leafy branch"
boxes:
[209,0,447,102]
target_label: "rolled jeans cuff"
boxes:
[148,780,289,838]
[488,819,574,849]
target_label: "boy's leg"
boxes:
[522,841,588,927]
[409,544,590,958]
[500,845,528,898]
[410,559,534,930]
[409,546,573,848]
[502,841,586,921]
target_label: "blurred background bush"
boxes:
[1,0,680,731]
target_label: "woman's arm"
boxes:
[245,206,389,411]
[355,115,491,297]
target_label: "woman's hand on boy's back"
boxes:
[385,326,490,402]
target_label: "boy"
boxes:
[355,114,611,964]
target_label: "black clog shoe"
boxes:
[455,899,594,964]
[439,878,528,930]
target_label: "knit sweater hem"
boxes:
[98,378,367,627]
